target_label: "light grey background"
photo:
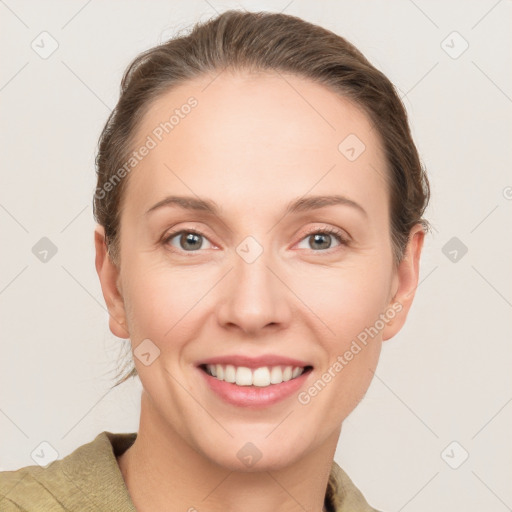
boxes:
[1,1,511,510]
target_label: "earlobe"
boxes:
[382,224,425,341]
[94,225,130,339]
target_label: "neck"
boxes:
[117,391,340,512]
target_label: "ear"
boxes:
[382,224,425,341]
[94,225,130,339]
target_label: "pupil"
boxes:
[311,233,330,250]
[182,233,201,250]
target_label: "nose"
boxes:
[216,246,293,336]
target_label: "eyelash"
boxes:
[162,225,349,255]
[300,225,349,251]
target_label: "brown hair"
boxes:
[95,10,430,388]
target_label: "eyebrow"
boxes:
[145,194,368,218]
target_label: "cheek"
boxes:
[121,260,214,341]
[287,260,392,344]
[292,266,387,420]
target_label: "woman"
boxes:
[0,10,429,512]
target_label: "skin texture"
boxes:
[94,71,424,512]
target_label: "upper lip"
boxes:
[197,354,313,369]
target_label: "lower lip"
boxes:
[198,367,312,408]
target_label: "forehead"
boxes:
[125,71,388,222]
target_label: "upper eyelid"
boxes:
[301,224,349,239]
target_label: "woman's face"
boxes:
[96,71,423,470]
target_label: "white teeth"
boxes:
[235,367,253,386]
[224,364,236,383]
[252,367,271,387]
[205,364,306,387]
[270,366,283,384]
[292,367,302,378]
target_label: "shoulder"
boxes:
[329,460,384,512]
[0,464,38,511]
[0,431,137,511]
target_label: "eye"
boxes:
[163,229,215,252]
[296,225,349,252]
[163,225,349,255]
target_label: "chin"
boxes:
[199,435,309,473]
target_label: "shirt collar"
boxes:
[43,431,376,511]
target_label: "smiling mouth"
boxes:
[199,364,313,388]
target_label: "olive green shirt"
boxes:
[0,432,381,511]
